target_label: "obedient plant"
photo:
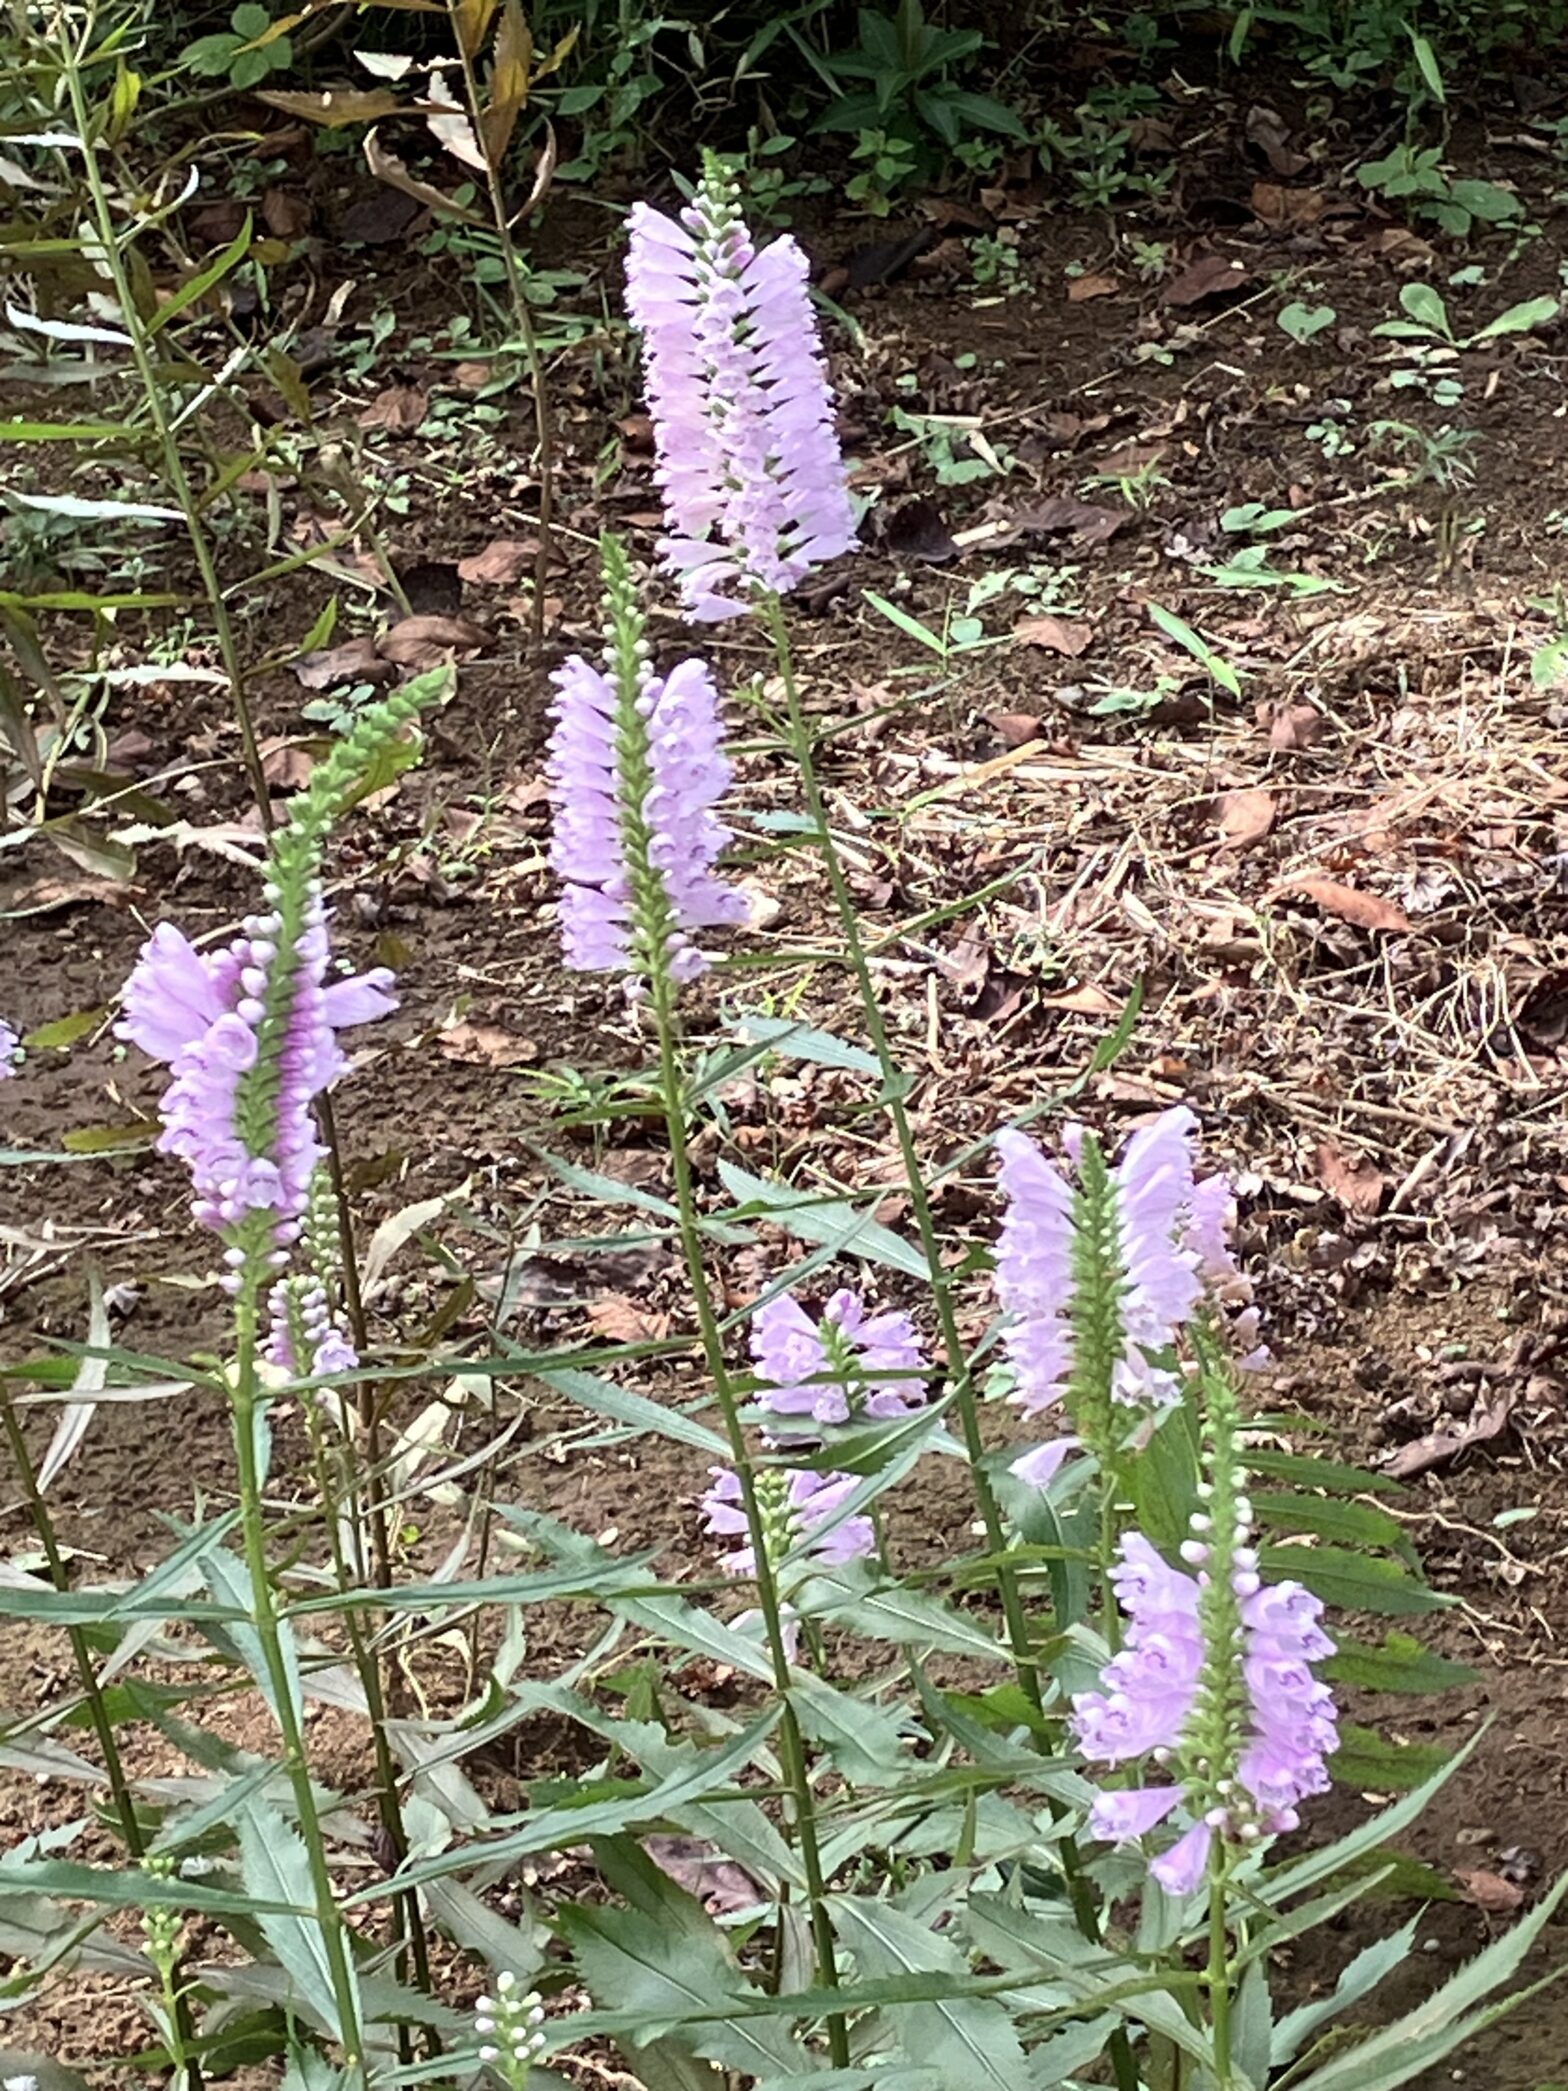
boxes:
[1074,1383,1339,1895]
[752,1285,930,1425]
[547,532,748,982]
[625,151,857,619]
[994,1106,1254,1485]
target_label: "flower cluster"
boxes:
[752,1287,928,1427]
[0,1017,20,1078]
[1074,1517,1337,1893]
[548,646,746,983]
[994,1107,1250,1487]
[474,1972,547,2086]
[702,1464,875,1582]
[118,900,395,1263]
[625,157,857,620]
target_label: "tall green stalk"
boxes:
[0,1388,205,2088]
[648,977,849,2067]
[55,13,271,816]
[760,592,1137,2091]
[232,1259,367,2074]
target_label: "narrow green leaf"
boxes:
[1324,1631,1475,1694]
[1272,1916,1419,2066]
[536,1364,728,1456]
[147,215,254,334]
[1258,1543,1447,1617]
[716,1160,930,1279]
[352,1712,778,1897]
[1283,1877,1568,2091]
[795,1563,1007,1660]
[561,1843,808,2078]
[830,1894,1027,2085]
[236,1796,358,2041]
[732,1016,881,1076]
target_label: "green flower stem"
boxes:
[0,1388,205,2089]
[55,15,270,818]
[648,966,849,2069]
[300,1404,436,2060]
[232,1256,366,2075]
[1207,1842,1235,2089]
[448,3,555,654]
[760,592,1138,2091]
[760,593,1038,1685]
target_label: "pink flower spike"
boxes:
[624,166,857,619]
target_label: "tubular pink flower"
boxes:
[546,644,747,982]
[118,894,396,1244]
[1076,1523,1339,1887]
[994,1110,1245,1484]
[752,1286,928,1425]
[264,1276,358,1379]
[625,165,857,620]
[702,1465,875,1580]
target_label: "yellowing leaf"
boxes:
[483,0,533,168]
[453,0,501,56]
[256,86,408,126]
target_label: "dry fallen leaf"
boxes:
[261,186,313,238]
[457,537,537,585]
[1282,878,1412,934]
[1215,787,1277,849]
[437,1021,537,1068]
[1244,103,1311,176]
[1067,271,1120,302]
[260,738,315,790]
[1315,1141,1386,1216]
[1013,496,1127,545]
[1268,702,1328,751]
[293,636,397,692]
[586,1294,670,1344]
[453,360,493,389]
[987,711,1045,748]
[1453,1869,1525,1915]
[357,384,428,432]
[1384,1387,1516,1481]
[1040,983,1119,1016]
[379,613,487,669]
[1014,613,1094,658]
[644,1835,762,1917]
[1164,252,1251,307]
[1251,181,1327,229]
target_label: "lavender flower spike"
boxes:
[0,1018,21,1077]
[994,1108,1244,1487]
[1074,1377,1338,1893]
[118,897,395,1250]
[547,536,747,982]
[625,155,857,620]
[702,1465,875,1582]
[752,1286,928,1426]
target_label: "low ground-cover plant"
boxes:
[1,149,1561,2091]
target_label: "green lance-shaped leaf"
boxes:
[236,1795,362,2044]
[828,1894,1027,2087]
[560,1838,812,2079]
